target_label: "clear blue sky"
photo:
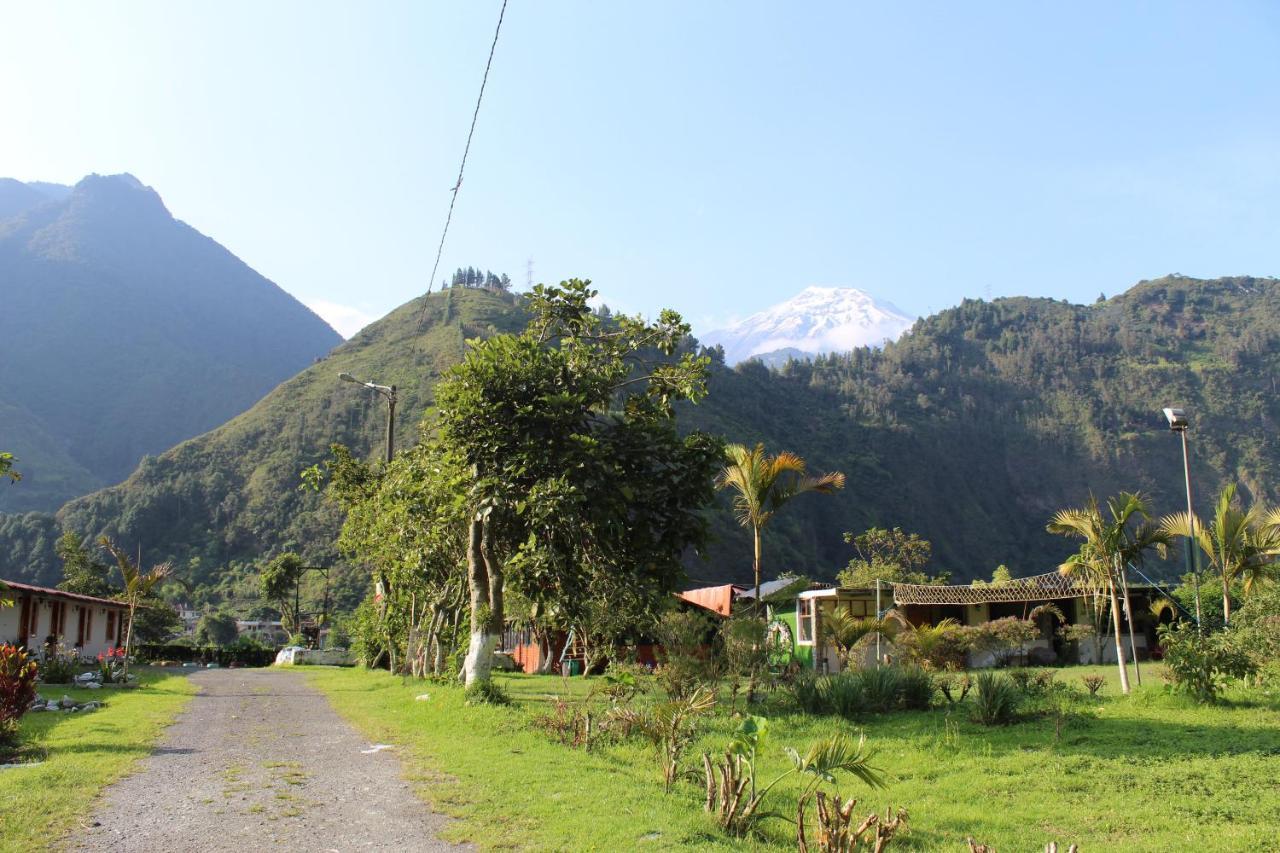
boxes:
[2,2,1277,336]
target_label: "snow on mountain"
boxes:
[699,287,916,365]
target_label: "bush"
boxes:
[0,645,39,746]
[858,666,905,713]
[791,666,933,716]
[896,620,972,671]
[464,679,510,706]
[898,666,936,710]
[972,672,1020,725]
[822,673,864,717]
[790,672,828,715]
[653,610,720,699]
[37,643,79,683]
[1081,675,1105,696]
[1158,622,1256,703]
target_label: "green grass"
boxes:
[0,668,196,852]
[308,664,1280,851]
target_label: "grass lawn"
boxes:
[0,667,197,853]
[307,664,1280,851]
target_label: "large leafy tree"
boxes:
[323,441,472,675]
[260,553,307,635]
[716,444,844,606]
[56,533,116,598]
[434,279,721,687]
[837,527,943,588]
[1161,483,1280,625]
[1047,492,1169,694]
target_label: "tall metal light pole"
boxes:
[1163,407,1203,632]
[339,373,397,463]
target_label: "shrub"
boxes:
[822,673,864,717]
[609,686,715,791]
[790,672,828,715]
[1081,675,1105,696]
[37,643,78,684]
[969,617,1040,667]
[857,666,905,713]
[721,613,767,708]
[530,699,595,748]
[653,610,720,699]
[0,645,40,746]
[937,672,972,705]
[896,619,972,671]
[464,679,510,706]
[1158,622,1256,703]
[972,672,1020,725]
[898,666,936,710]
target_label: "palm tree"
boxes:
[101,538,171,679]
[1047,492,1169,694]
[716,443,845,607]
[823,609,908,668]
[1161,484,1280,625]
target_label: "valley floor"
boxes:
[306,664,1280,851]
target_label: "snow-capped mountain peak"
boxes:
[700,287,915,366]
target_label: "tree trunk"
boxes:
[462,516,504,687]
[1222,573,1233,626]
[1107,567,1130,695]
[752,526,762,612]
[122,602,136,680]
[1118,566,1141,686]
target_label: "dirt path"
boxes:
[69,668,461,852]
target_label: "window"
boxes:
[49,600,67,638]
[18,596,33,642]
[797,598,814,644]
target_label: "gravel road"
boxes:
[68,668,461,852]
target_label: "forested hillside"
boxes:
[3,275,1277,604]
[0,173,341,511]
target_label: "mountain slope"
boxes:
[3,275,1278,598]
[700,286,915,365]
[0,174,342,511]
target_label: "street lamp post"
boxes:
[1163,407,1203,632]
[339,373,397,463]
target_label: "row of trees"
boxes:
[1048,486,1280,694]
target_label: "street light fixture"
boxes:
[339,372,398,463]
[1163,407,1202,631]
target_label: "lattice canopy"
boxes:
[890,571,1107,606]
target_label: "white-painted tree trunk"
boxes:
[463,629,496,686]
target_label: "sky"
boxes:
[2,2,1278,338]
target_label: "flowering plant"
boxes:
[96,647,127,684]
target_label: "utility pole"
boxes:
[1164,408,1203,632]
[339,373,397,464]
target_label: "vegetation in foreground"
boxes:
[0,670,195,853]
[307,664,1280,851]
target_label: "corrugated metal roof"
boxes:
[2,578,129,609]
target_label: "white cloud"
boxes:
[305,299,380,339]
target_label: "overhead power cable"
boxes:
[420,0,509,325]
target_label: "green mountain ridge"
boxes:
[3,275,1278,602]
[0,173,343,512]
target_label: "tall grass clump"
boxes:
[897,666,936,711]
[822,673,864,717]
[858,665,905,713]
[972,671,1020,725]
